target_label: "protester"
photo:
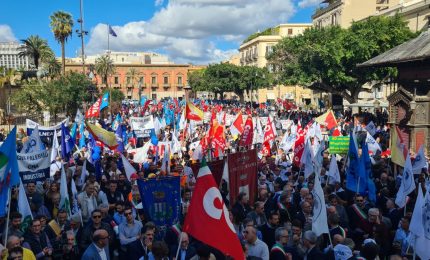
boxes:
[0,98,427,260]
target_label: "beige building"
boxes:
[370,0,430,32]
[312,0,402,28]
[238,23,315,104]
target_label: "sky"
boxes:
[0,0,322,65]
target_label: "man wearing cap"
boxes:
[302,231,325,260]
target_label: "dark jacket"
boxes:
[170,245,196,260]
[79,222,115,253]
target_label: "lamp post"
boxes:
[76,0,88,75]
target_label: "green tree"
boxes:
[18,35,53,69]
[95,55,115,86]
[268,15,416,103]
[188,69,207,92]
[50,11,74,75]
[12,72,94,119]
[43,57,62,79]
[104,88,125,103]
[126,67,139,87]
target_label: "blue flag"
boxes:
[79,123,86,149]
[346,131,359,193]
[360,142,376,202]
[115,124,124,153]
[70,122,78,141]
[137,177,181,229]
[0,127,20,217]
[100,92,109,111]
[140,96,147,106]
[108,25,117,37]
[61,123,74,161]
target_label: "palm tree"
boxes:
[126,67,139,87]
[18,35,53,70]
[95,55,115,86]
[44,57,62,79]
[50,11,73,75]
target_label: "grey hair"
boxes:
[275,227,288,242]
[368,208,380,216]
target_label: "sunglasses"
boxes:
[92,215,102,219]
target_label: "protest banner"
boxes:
[130,116,154,137]
[137,177,181,231]
[190,158,225,186]
[26,118,69,137]
[279,119,292,130]
[228,149,258,205]
[329,136,350,154]
[17,149,51,183]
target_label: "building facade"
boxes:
[68,51,173,66]
[312,0,402,28]
[65,63,203,100]
[370,0,430,32]
[238,23,314,104]
[0,42,30,70]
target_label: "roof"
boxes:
[358,30,430,67]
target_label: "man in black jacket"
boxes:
[259,211,279,250]
[302,231,326,260]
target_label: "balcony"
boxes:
[151,83,159,88]
[177,84,183,89]
[163,84,171,89]
[312,0,342,19]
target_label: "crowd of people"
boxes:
[0,98,427,260]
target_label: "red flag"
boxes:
[261,141,271,156]
[85,97,102,118]
[184,160,244,260]
[142,100,151,113]
[230,112,244,136]
[240,115,253,146]
[292,120,313,167]
[263,117,275,143]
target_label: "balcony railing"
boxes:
[312,0,342,19]
[163,84,171,88]
[151,83,158,88]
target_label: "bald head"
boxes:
[6,235,20,249]
[93,229,109,247]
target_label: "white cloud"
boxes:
[0,25,17,42]
[85,0,295,63]
[298,0,322,8]
[155,0,164,6]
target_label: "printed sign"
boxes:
[130,116,154,137]
[17,149,51,183]
[329,136,350,154]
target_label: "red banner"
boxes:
[190,159,225,186]
[240,115,254,146]
[228,149,258,206]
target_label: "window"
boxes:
[126,77,130,84]
[151,76,157,85]
[139,77,144,84]
[102,77,107,84]
[288,28,293,35]
[163,76,169,84]
[152,94,157,100]
[332,13,337,25]
[114,77,119,84]
[177,76,183,85]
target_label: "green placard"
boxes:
[329,136,350,154]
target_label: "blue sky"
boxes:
[0,0,321,64]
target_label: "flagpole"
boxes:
[107,24,110,53]
[175,233,183,260]
[3,188,12,246]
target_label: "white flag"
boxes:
[179,111,186,130]
[70,178,82,222]
[313,142,325,176]
[395,153,415,208]
[328,155,341,185]
[161,145,170,175]
[314,122,323,141]
[22,126,45,154]
[18,180,33,231]
[79,159,88,186]
[255,117,264,143]
[312,172,329,236]
[50,130,60,176]
[121,154,137,181]
[366,132,381,155]
[59,165,71,216]
[412,145,427,175]
[301,139,314,179]
[409,185,430,260]
[171,131,182,156]
[132,141,151,163]
[365,121,376,136]
[75,109,83,124]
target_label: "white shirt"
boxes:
[95,244,108,260]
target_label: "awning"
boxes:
[266,93,276,100]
